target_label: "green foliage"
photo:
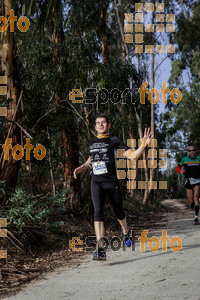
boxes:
[48,189,69,212]
[0,181,6,196]
[0,0,167,213]
[169,60,185,85]
[160,0,200,169]
[0,180,12,203]
[0,188,68,231]
[162,168,185,199]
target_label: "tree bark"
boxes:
[143,5,156,204]
[100,0,109,65]
[119,0,126,63]
[51,1,80,209]
[0,0,21,205]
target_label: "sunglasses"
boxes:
[189,150,196,152]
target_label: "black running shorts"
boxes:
[185,179,200,190]
[91,181,126,221]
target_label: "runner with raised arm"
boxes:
[74,115,153,260]
[176,146,200,225]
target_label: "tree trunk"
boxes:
[55,89,80,209]
[51,1,80,209]
[61,129,80,208]
[0,0,21,205]
[100,0,109,65]
[47,127,56,196]
[143,6,156,204]
[119,0,126,63]
[114,0,148,202]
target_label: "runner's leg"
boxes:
[193,185,200,219]
[94,221,105,241]
[106,182,128,233]
[186,188,194,205]
[91,181,105,243]
[193,185,200,205]
[91,181,107,259]
[118,217,128,234]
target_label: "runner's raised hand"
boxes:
[140,128,154,147]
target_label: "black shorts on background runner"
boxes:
[185,179,200,190]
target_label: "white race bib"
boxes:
[92,161,108,175]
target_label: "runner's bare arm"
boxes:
[123,128,153,160]
[73,156,91,179]
[176,165,185,174]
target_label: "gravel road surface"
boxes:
[3,199,200,300]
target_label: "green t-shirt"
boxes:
[178,156,200,179]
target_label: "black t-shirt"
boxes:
[89,136,129,182]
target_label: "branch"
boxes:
[154,56,168,74]
[31,106,55,131]
[12,121,33,139]
[6,230,24,253]
[31,92,55,131]
[66,100,88,127]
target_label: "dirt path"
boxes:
[2,198,200,300]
